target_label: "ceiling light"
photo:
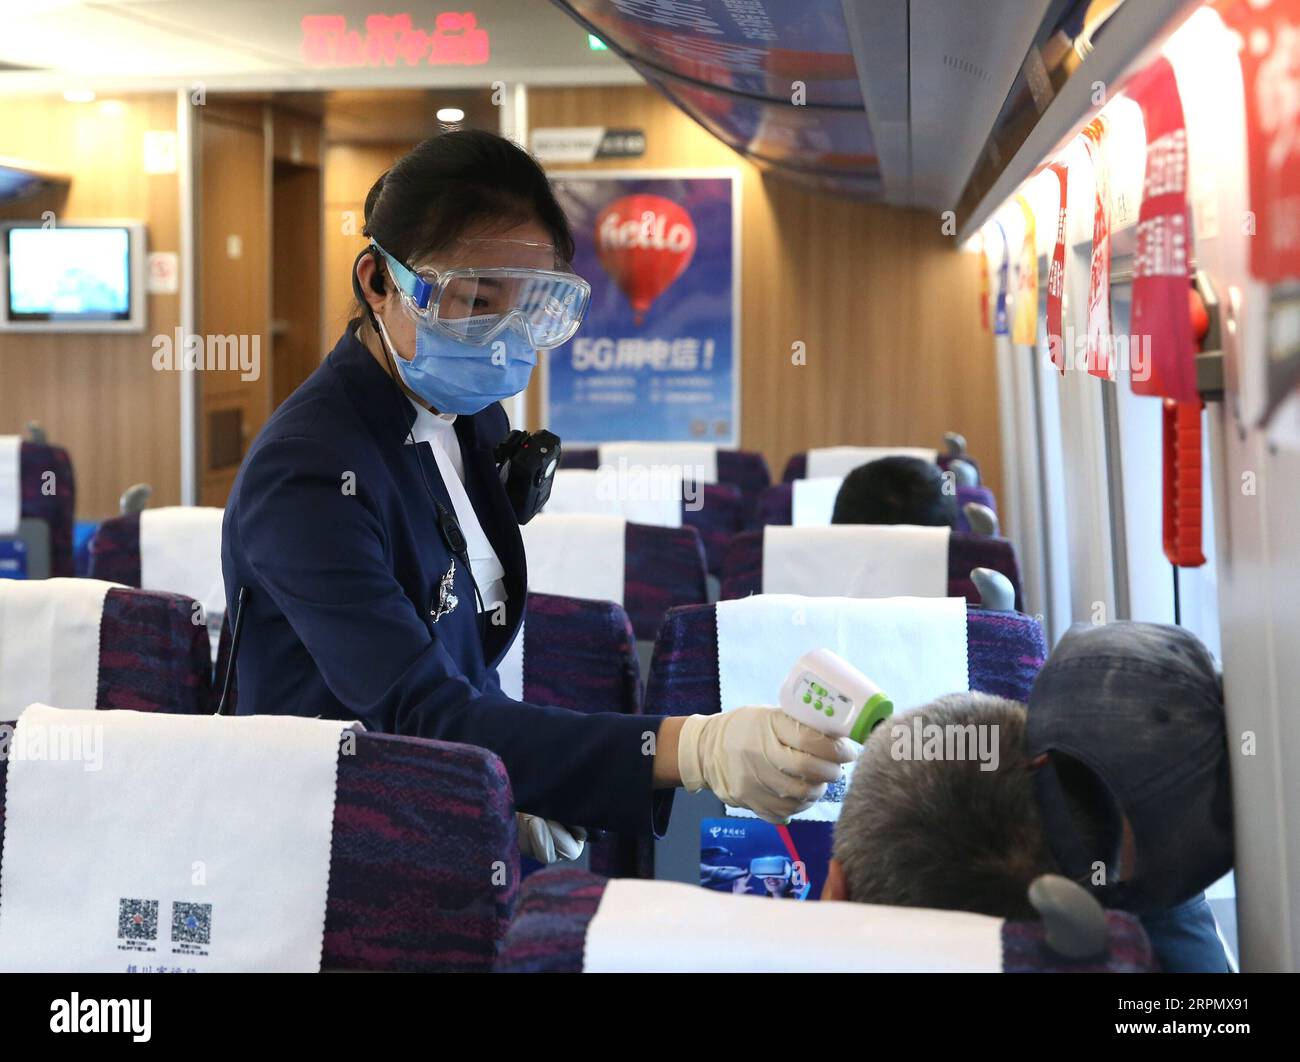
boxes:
[436,107,465,123]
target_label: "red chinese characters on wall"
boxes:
[301,12,489,67]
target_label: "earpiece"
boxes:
[369,247,387,296]
[350,247,388,304]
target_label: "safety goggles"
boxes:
[372,239,590,349]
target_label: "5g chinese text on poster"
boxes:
[546,173,739,443]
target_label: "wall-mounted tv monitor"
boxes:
[0,220,146,332]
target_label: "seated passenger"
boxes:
[830,456,955,527]
[822,622,1232,973]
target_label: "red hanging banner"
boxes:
[1046,162,1069,372]
[1080,116,1113,379]
[1222,0,1300,283]
[1128,57,1198,402]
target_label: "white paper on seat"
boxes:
[139,506,225,662]
[544,468,682,528]
[806,445,939,479]
[584,878,1002,973]
[497,620,525,701]
[597,441,719,485]
[0,706,356,972]
[0,578,114,722]
[520,513,625,606]
[0,435,20,536]
[762,524,950,599]
[791,476,844,526]
[715,594,969,821]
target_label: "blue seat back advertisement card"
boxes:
[700,818,832,900]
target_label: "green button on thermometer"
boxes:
[778,648,894,743]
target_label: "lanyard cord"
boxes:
[365,307,488,642]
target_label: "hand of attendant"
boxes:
[517,814,587,863]
[673,707,857,823]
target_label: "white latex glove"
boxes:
[517,813,588,863]
[677,707,857,823]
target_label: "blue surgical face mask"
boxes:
[375,311,537,416]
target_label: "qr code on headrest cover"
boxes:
[118,899,159,941]
[171,902,212,945]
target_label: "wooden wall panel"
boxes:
[0,93,181,519]
[271,162,323,408]
[526,85,1003,499]
[321,141,417,348]
[196,104,271,507]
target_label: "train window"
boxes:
[1030,264,1073,646]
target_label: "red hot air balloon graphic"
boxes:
[595,195,696,325]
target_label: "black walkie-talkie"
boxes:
[495,429,561,525]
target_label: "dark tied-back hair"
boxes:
[831,455,956,527]
[360,129,575,275]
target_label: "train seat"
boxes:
[644,598,1046,727]
[87,506,226,663]
[0,436,76,579]
[757,479,999,533]
[562,443,771,529]
[642,594,1046,882]
[0,578,211,717]
[496,591,647,878]
[0,711,517,972]
[495,866,1156,973]
[722,526,1023,610]
[782,445,981,484]
[520,513,708,646]
[548,464,747,579]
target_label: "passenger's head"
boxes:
[824,693,1054,919]
[353,129,574,361]
[830,456,955,527]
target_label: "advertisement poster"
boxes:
[700,818,833,901]
[547,172,739,444]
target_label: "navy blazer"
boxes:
[223,328,669,835]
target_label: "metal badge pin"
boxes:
[430,559,459,622]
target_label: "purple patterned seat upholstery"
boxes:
[521,592,640,714]
[98,586,213,713]
[721,529,1024,611]
[0,730,519,972]
[495,867,1156,973]
[756,483,999,533]
[3,582,211,713]
[18,441,76,577]
[517,592,648,878]
[757,482,795,526]
[782,451,981,484]
[643,602,1047,717]
[684,483,743,576]
[559,448,600,471]
[86,511,141,587]
[624,523,708,641]
[955,485,999,531]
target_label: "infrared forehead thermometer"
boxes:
[779,648,894,743]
